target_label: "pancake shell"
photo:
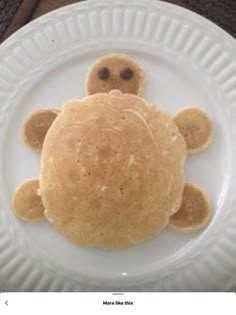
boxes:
[40,90,186,248]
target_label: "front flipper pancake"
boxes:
[21,108,59,151]
[173,106,213,154]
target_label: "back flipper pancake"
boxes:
[169,183,211,232]
[11,178,45,221]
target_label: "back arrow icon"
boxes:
[5,300,8,306]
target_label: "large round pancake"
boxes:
[40,90,186,248]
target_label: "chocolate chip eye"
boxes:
[98,67,110,80]
[120,68,133,80]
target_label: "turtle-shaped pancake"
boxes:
[12,54,213,248]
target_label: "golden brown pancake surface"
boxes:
[40,90,186,248]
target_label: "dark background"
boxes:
[0,0,235,44]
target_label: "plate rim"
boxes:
[1,0,236,51]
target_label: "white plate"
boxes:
[0,0,236,292]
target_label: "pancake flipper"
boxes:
[173,106,213,153]
[169,183,211,232]
[21,108,60,151]
[11,178,45,221]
